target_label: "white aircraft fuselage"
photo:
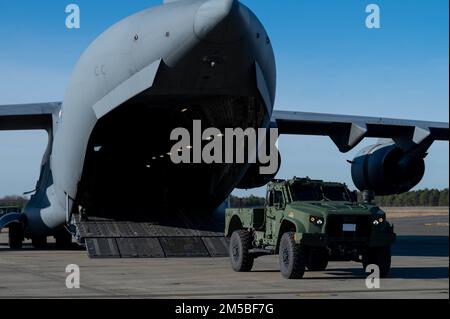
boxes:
[27,0,277,235]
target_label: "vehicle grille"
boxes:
[326,215,371,239]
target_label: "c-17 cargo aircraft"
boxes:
[0,0,448,258]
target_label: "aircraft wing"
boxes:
[0,102,61,131]
[272,110,449,153]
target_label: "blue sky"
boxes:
[0,0,448,197]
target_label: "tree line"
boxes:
[230,188,449,208]
[373,189,449,207]
[0,195,28,208]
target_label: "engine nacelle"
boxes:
[351,143,425,196]
[237,151,281,189]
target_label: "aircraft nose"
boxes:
[194,0,248,43]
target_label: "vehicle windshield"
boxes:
[290,183,352,202]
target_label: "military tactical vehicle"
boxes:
[225,178,396,279]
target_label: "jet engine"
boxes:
[351,142,426,196]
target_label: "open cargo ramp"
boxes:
[73,211,229,258]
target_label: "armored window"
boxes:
[267,190,274,206]
[322,186,352,201]
[290,184,321,201]
[274,190,284,206]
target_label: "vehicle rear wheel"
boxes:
[363,246,391,278]
[32,236,48,249]
[229,230,254,272]
[279,232,306,279]
[55,229,73,249]
[306,248,329,271]
[8,223,23,249]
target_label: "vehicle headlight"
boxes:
[373,215,385,226]
[310,216,324,227]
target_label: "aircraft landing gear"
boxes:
[31,236,48,249]
[55,229,73,249]
[8,223,24,249]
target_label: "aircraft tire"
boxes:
[55,229,73,249]
[32,236,48,249]
[8,223,23,249]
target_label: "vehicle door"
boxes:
[265,189,285,242]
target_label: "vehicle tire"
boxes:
[363,246,391,278]
[55,229,72,249]
[279,232,306,279]
[229,230,254,272]
[32,236,48,249]
[8,223,23,249]
[306,248,329,271]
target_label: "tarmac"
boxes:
[0,209,448,299]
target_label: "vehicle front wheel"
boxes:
[363,246,391,278]
[279,232,306,279]
[8,223,23,249]
[229,230,254,272]
[306,248,329,271]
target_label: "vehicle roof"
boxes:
[269,177,347,188]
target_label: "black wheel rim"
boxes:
[282,247,289,265]
[232,243,239,261]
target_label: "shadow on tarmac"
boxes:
[393,236,448,257]
[325,266,448,280]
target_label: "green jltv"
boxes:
[225,178,396,279]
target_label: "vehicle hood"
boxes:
[287,201,379,217]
